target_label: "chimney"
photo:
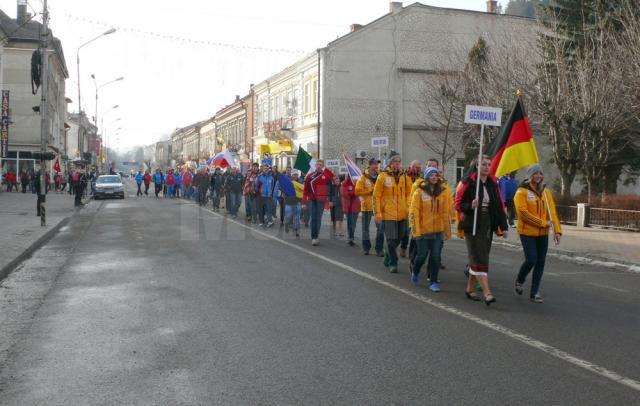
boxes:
[17,0,28,25]
[350,24,363,33]
[486,0,498,14]
[235,95,240,102]
[389,2,403,14]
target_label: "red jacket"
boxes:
[165,174,176,186]
[303,169,334,203]
[143,173,152,185]
[6,172,16,184]
[341,177,361,214]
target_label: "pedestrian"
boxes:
[401,160,423,257]
[135,171,144,196]
[499,171,519,227]
[276,169,303,237]
[278,168,291,227]
[302,160,334,246]
[341,173,361,246]
[74,170,86,207]
[355,158,384,256]
[224,167,244,218]
[455,155,509,305]
[243,162,259,223]
[182,169,192,199]
[255,164,276,226]
[20,169,29,193]
[153,169,163,198]
[210,168,224,211]
[196,168,210,206]
[424,159,452,274]
[5,170,16,192]
[408,167,452,291]
[373,151,412,273]
[221,167,230,213]
[330,175,344,237]
[514,164,562,303]
[143,170,151,196]
[174,169,181,198]
[164,170,176,198]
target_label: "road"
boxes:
[1,182,639,405]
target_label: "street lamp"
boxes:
[76,28,116,115]
[91,74,124,126]
[102,104,119,171]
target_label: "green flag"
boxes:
[294,146,313,174]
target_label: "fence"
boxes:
[555,205,577,226]
[555,205,640,231]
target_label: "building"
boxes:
[0,4,69,174]
[198,117,215,161]
[215,90,253,164]
[66,112,97,165]
[155,140,171,168]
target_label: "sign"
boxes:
[339,166,348,175]
[262,152,272,160]
[261,159,273,166]
[464,105,502,126]
[371,136,389,148]
[326,159,340,167]
[0,90,9,158]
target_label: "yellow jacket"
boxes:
[514,181,562,237]
[409,180,452,239]
[355,170,377,212]
[373,169,413,221]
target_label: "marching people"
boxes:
[355,158,384,256]
[135,171,144,196]
[224,166,244,218]
[196,168,210,206]
[408,167,452,291]
[341,173,361,246]
[153,169,164,198]
[373,151,412,273]
[143,170,152,196]
[303,160,334,246]
[164,169,176,198]
[514,164,562,303]
[330,175,344,238]
[174,169,181,198]
[20,169,29,193]
[455,155,508,306]
[401,160,423,257]
[426,158,452,274]
[211,167,224,211]
[275,168,303,237]
[499,171,518,227]
[243,162,259,223]
[255,164,276,227]
[182,168,192,199]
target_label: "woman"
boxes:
[408,167,451,292]
[514,164,562,303]
[455,155,508,306]
[330,175,344,237]
[341,174,361,246]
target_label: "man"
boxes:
[303,160,334,246]
[355,158,384,256]
[499,171,518,227]
[182,169,192,199]
[255,164,276,227]
[401,160,423,257]
[195,168,210,206]
[153,169,163,198]
[221,167,230,213]
[135,171,144,196]
[224,167,244,218]
[373,151,412,273]
[20,169,29,193]
[210,168,224,211]
[74,170,87,207]
[243,162,259,222]
[143,170,152,196]
[276,169,303,237]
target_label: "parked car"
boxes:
[94,175,125,199]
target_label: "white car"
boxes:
[94,175,125,199]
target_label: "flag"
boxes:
[343,152,362,180]
[207,150,236,168]
[53,157,61,173]
[294,146,313,174]
[486,98,539,178]
[276,174,296,197]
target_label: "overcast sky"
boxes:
[1,0,486,152]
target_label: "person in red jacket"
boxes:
[341,173,361,246]
[5,170,17,192]
[302,160,334,246]
[143,171,152,196]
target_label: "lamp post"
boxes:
[101,104,119,172]
[91,74,124,126]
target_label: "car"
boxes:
[94,175,125,199]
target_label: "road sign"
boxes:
[262,152,272,160]
[261,159,273,166]
[464,105,502,127]
[371,137,389,148]
[326,159,340,167]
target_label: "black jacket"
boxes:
[456,171,508,233]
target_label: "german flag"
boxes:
[486,98,539,178]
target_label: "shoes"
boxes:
[266,221,274,228]
[311,239,319,246]
[389,266,398,274]
[515,281,524,295]
[284,224,289,233]
[258,223,264,227]
[375,251,384,257]
[295,231,300,238]
[411,272,419,286]
[363,250,370,255]
[530,295,544,303]
[400,248,407,258]
[440,264,446,270]
[429,283,441,292]
[465,291,481,301]
[484,294,496,306]
[383,254,390,268]
[348,240,355,246]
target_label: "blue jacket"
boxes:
[255,172,275,198]
[499,175,518,201]
[135,173,144,184]
[153,173,163,184]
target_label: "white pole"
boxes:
[543,190,558,243]
[472,124,485,236]
[378,146,381,161]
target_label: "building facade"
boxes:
[215,92,252,163]
[154,140,171,168]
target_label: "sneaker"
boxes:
[383,254,390,268]
[515,281,524,295]
[363,250,370,255]
[376,251,384,257]
[440,264,446,270]
[295,231,300,238]
[311,239,319,246]
[258,223,264,227]
[389,266,398,274]
[348,240,355,246]
[530,295,544,303]
[267,221,274,228]
[429,283,441,292]
[400,248,407,258]
[411,271,419,286]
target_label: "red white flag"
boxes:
[53,157,61,173]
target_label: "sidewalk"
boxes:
[0,190,87,280]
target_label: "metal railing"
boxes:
[588,207,640,231]
[555,205,578,225]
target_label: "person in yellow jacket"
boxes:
[355,158,384,256]
[373,151,412,273]
[408,167,452,291]
[514,164,562,303]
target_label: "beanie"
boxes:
[423,167,438,179]
[388,150,401,162]
[527,164,543,178]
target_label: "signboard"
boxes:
[464,105,502,127]
[1,90,9,158]
[325,159,340,167]
[261,159,273,166]
[339,166,348,175]
[371,136,389,148]
[261,152,272,160]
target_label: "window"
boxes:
[455,158,466,185]
[312,79,318,113]
[304,83,311,114]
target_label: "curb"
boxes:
[0,216,71,282]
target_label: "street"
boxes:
[0,183,638,405]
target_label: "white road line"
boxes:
[588,282,630,293]
[197,205,640,393]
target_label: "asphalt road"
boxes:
[0,183,639,405]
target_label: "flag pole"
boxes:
[473,124,485,236]
[543,189,558,243]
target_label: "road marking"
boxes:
[588,282,629,293]
[198,205,640,393]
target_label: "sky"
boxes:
[0,0,486,152]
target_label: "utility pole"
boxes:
[38,0,49,227]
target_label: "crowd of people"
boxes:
[142,152,562,306]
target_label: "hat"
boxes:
[527,164,543,178]
[292,169,301,176]
[368,158,380,165]
[388,151,401,162]
[423,167,438,179]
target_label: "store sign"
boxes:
[1,90,9,158]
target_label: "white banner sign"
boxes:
[371,137,389,148]
[325,159,340,167]
[464,105,502,127]
[339,166,348,175]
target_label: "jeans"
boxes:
[155,184,162,197]
[258,196,273,224]
[411,234,443,282]
[517,235,549,297]
[285,203,301,230]
[361,211,384,254]
[229,192,241,215]
[183,185,191,199]
[144,184,150,195]
[136,183,143,196]
[245,194,256,220]
[310,200,325,239]
[345,212,359,241]
[212,189,221,209]
[166,185,174,197]
[383,220,406,267]
[303,201,311,226]
[400,221,410,250]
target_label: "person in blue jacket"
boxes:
[153,169,164,198]
[255,164,276,227]
[174,169,181,198]
[135,171,144,196]
[499,172,518,227]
